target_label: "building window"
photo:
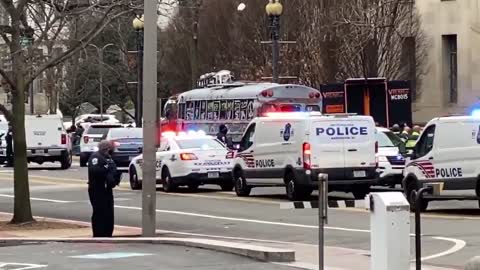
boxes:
[443,35,457,104]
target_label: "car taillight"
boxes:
[375,141,378,153]
[226,151,234,159]
[61,134,67,145]
[180,153,198,160]
[111,140,121,148]
[83,136,89,143]
[303,142,311,169]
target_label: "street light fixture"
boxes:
[88,43,115,121]
[133,14,144,128]
[237,2,246,11]
[265,0,283,83]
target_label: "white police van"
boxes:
[128,130,234,192]
[403,115,480,211]
[232,112,378,200]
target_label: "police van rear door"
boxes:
[340,116,376,177]
[309,115,376,179]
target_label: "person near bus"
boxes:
[217,124,233,149]
[400,126,411,142]
[391,124,400,135]
[405,125,421,149]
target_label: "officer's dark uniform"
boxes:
[87,151,119,237]
[5,127,13,167]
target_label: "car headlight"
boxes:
[378,156,388,162]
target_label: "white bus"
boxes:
[163,81,323,140]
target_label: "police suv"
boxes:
[128,131,234,191]
[403,115,480,211]
[232,112,378,201]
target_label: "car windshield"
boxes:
[175,138,225,150]
[109,128,143,139]
[377,130,402,147]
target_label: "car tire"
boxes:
[162,168,176,193]
[60,151,72,170]
[234,170,251,197]
[220,182,234,192]
[129,167,142,190]
[80,154,88,167]
[351,185,370,200]
[285,171,311,201]
[404,179,428,212]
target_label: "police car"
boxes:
[376,127,406,186]
[232,112,378,201]
[403,115,480,211]
[128,130,234,192]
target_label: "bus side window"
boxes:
[306,105,320,112]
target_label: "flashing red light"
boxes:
[261,90,268,97]
[180,153,198,160]
[309,92,315,98]
[303,142,311,169]
[267,90,274,97]
[61,134,67,145]
[226,151,235,159]
[315,92,320,98]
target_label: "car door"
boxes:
[410,125,436,181]
[236,123,256,179]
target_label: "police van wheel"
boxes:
[162,168,176,193]
[285,173,311,201]
[129,167,142,190]
[405,180,428,212]
[234,171,251,197]
[352,185,370,200]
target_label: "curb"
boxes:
[0,237,295,262]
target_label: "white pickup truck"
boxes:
[25,114,72,169]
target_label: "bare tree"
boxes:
[0,0,146,223]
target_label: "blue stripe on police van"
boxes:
[70,252,153,259]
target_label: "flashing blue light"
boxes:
[472,109,480,117]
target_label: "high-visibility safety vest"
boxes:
[406,132,420,148]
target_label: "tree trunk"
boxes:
[10,23,34,224]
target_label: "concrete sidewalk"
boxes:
[0,213,462,270]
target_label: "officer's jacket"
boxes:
[88,152,119,188]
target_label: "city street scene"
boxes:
[0,0,479,269]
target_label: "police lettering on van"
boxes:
[255,159,275,168]
[435,168,463,178]
[316,124,368,140]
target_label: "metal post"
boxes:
[318,173,328,270]
[29,78,34,114]
[99,49,103,120]
[141,2,157,236]
[136,29,144,128]
[270,15,280,83]
[415,186,433,270]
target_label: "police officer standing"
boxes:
[5,124,13,167]
[87,140,121,237]
[216,124,233,149]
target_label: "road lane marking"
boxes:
[0,194,70,203]
[70,252,152,259]
[420,237,466,261]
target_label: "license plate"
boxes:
[208,172,219,179]
[353,170,366,178]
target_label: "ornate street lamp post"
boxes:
[265,0,283,83]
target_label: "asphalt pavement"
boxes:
[0,163,479,269]
[0,242,298,270]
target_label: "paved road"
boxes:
[0,163,479,269]
[0,242,297,270]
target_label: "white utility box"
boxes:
[368,192,410,270]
